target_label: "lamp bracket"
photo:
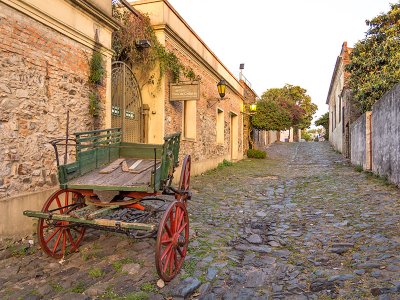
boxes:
[207,97,230,108]
[240,111,256,116]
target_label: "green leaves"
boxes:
[89,52,105,84]
[252,84,317,131]
[346,3,400,112]
[315,112,329,139]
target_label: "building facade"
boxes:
[0,0,118,237]
[326,42,352,154]
[132,0,245,176]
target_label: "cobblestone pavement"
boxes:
[1,142,399,300]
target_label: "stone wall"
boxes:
[372,83,400,186]
[163,38,243,165]
[342,89,362,158]
[350,113,366,168]
[253,130,278,149]
[0,2,107,200]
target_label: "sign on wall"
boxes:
[170,82,200,101]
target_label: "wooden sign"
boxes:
[170,82,200,101]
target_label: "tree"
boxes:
[252,84,318,131]
[346,3,400,112]
[301,129,312,142]
[251,98,292,130]
[315,112,329,139]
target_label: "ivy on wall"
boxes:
[112,5,197,86]
[88,51,105,117]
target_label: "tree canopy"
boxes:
[315,112,329,139]
[346,3,400,112]
[251,84,318,131]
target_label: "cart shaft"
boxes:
[23,210,155,231]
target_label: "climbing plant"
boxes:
[112,5,196,86]
[88,51,105,117]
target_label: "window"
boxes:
[338,95,342,123]
[183,100,196,139]
[216,108,224,144]
[334,104,336,129]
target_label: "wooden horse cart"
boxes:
[24,128,191,281]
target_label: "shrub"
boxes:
[217,159,234,169]
[354,165,363,172]
[247,149,266,159]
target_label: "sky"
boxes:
[160,0,394,123]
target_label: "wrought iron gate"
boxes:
[111,61,143,142]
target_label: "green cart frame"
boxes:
[24,128,191,282]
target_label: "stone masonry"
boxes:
[0,3,106,199]
[163,38,243,164]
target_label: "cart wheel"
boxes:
[176,155,191,205]
[155,201,189,282]
[37,189,86,259]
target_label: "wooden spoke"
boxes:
[52,230,63,254]
[160,243,173,261]
[66,229,77,249]
[55,197,63,213]
[177,222,188,235]
[45,227,61,244]
[164,223,172,237]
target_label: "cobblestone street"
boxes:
[1,142,399,299]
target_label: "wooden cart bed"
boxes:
[57,128,180,192]
[67,158,161,190]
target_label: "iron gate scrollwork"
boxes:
[111,61,143,143]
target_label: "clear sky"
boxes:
[162,0,394,123]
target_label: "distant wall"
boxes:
[253,130,278,150]
[372,83,400,186]
[350,113,366,168]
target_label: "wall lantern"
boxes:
[207,79,228,108]
[217,79,227,99]
[135,39,151,49]
[241,103,257,116]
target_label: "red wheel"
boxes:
[175,155,191,204]
[37,189,86,259]
[155,201,189,282]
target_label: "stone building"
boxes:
[0,0,118,236]
[131,0,245,175]
[0,0,253,237]
[239,74,257,154]
[326,42,358,156]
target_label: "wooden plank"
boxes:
[99,158,125,174]
[129,159,143,171]
[96,147,110,168]
[66,184,151,192]
[121,160,129,172]
[75,127,121,137]
[78,149,97,175]
[129,161,158,174]
[66,158,156,191]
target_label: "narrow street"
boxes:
[1,142,399,299]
